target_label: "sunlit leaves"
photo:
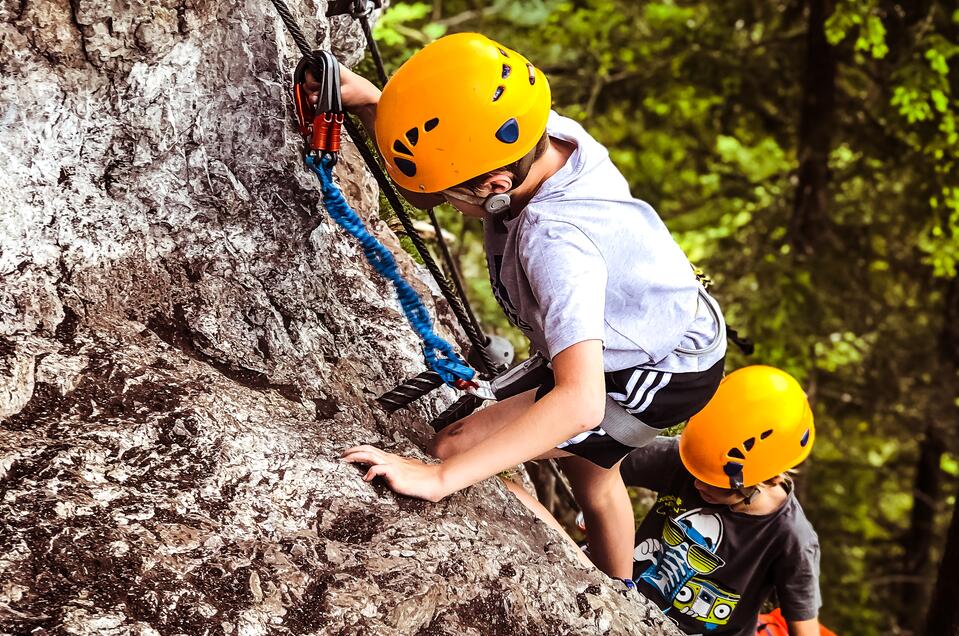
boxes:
[814,331,871,373]
[372,2,436,47]
[942,453,959,476]
[715,135,790,182]
[825,0,888,59]
[919,188,959,277]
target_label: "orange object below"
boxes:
[756,608,836,636]
[310,113,344,154]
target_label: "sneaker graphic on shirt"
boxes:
[635,508,742,631]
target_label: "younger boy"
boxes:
[335,33,726,579]
[622,366,822,635]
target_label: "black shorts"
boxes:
[534,357,725,468]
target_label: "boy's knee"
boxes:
[573,469,628,512]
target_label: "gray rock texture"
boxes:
[0,1,679,634]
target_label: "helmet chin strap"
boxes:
[483,145,537,215]
[441,187,513,215]
[736,485,761,507]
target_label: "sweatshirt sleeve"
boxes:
[518,219,608,359]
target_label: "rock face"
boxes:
[0,1,679,634]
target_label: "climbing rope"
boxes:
[426,206,486,343]
[269,0,498,378]
[342,116,500,375]
[267,0,503,386]
[306,153,474,385]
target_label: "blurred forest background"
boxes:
[354,1,959,634]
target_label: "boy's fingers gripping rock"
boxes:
[364,464,390,482]
[341,445,389,465]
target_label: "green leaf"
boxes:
[942,454,959,477]
[931,89,949,113]
[422,23,447,40]
[856,15,888,59]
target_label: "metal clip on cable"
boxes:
[293,50,345,162]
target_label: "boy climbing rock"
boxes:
[333,33,727,580]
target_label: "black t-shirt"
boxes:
[621,437,821,636]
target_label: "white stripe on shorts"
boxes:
[628,371,673,415]
[557,427,608,449]
[610,369,658,410]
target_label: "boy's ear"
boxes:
[480,171,514,194]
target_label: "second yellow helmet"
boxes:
[374,33,552,193]
[679,366,815,489]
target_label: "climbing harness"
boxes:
[270,0,511,392]
[329,2,504,381]
[693,265,755,355]
[273,0,525,399]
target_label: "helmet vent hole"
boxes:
[495,118,520,143]
[526,63,536,85]
[394,157,417,177]
[393,140,413,156]
[424,117,439,132]
[800,429,810,447]
[743,437,755,451]
[405,127,419,146]
[760,429,773,440]
[727,448,745,460]
[492,85,505,102]
[501,64,511,79]
[498,47,509,57]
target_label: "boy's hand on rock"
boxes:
[342,445,448,502]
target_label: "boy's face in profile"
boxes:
[439,186,489,218]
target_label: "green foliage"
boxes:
[826,0,889,58]
[360,1,959,632]
[369,2,447,69]
[942,453,959,477]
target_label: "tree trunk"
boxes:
[789,0,837,253]
[900,429,945,631]
[925,493,959,636]
[0,1,678,634]
[924,276,959,635]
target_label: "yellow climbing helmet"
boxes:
[679,365,814,489]
[374,32,552,193]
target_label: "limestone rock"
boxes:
[0,1,679,634]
